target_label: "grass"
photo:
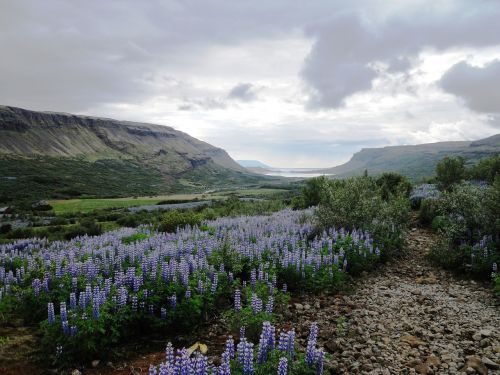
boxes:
[49,189,290,214]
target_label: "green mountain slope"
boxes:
[0,105,264,201]
[323,134,500,180]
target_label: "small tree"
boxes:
[436,156,465,191]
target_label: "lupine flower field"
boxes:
[0,209,382,372]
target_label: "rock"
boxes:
[71,371,82,375]
[91,360,100,368]
[481,357,499,370]
[294,303,304,311]
[425,355,440,367]
[303,304,311,310]
[416,274,438,284]
[465,367,476,374]
[400,335,426,348]
[472,333,482,341]
[479,329,492,337]
[465,355,488,375]
[414,363,431,375]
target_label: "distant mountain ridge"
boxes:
[0,105,263,200]
[321,134,500,179]
[237,160,271,169]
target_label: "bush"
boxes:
[158,211,203,233]
[375,172,412,201]
[419,198,439,225]
[436,156,465,191]
[409,184,440,209]
[428,181,499,279]
[0,223,12,234]
[316,176,410,258]
[468,155,500,183]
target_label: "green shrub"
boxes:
[316,177,410,258]
[419,198,439,225]
[375,172,412,201]
[428,181,499,279]
[0,223,12,234]
[158,211,203,233]
[436,156,465,191]
[468,155,500,183]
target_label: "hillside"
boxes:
[321,134,500,180]
[0,106,264,201]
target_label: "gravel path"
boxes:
[290,227,500,374]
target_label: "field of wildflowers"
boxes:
[0,208,382,372]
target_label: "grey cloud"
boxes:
[439,60,500,113]
[301,6,500,109]
[228,83,258,102]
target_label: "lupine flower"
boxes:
[265,296,274,314]
[243,342,254,375]
[306,323,318,366]
[277,357,287,375]
[240,326,246,340]
[226,336,235,359]
[219,350,231,375]
[234,289,241,312]
[149,364,157,375]
[165,342,174,363]
[315,348,325,375]
[48,302,55,325]
[60,302,68,322]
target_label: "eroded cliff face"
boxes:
[0,105,245,175]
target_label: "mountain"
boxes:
[237,160,271,169]
[0,105,264,201]
[320,134,500,180]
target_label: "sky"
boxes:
[1,0,499,168]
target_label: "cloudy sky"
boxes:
[1,0,499,167]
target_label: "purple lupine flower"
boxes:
[60,302,67,322]
[165,342,174,363]
[69,292,77,310]
[32,278,41,297]
[257,321,274,363]
[132,295,138,311]
[234,289,241,312]
[277,357,287,375]
[286,330,295,358]
[315,348,325,375]
[240,326,246,340]
[48,302,55,324]
[243,342,254,375]
[170,294,177,310]
[237,338,247,365]
[306,323,318,366]
[161,307,167,319]
[70,325,77,336]
[278,331,288,351]
[250,269,256,289]
[62,320,70,336]
[219,350,231,375]
[149,364,157,375]
[251,293,262,315]
[282,283,287,293]
[265,296,274,314]
[226,336,235,359]
[93,300,100,320]
[211,273,218,294]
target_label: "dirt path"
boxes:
[290,227,500,374]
